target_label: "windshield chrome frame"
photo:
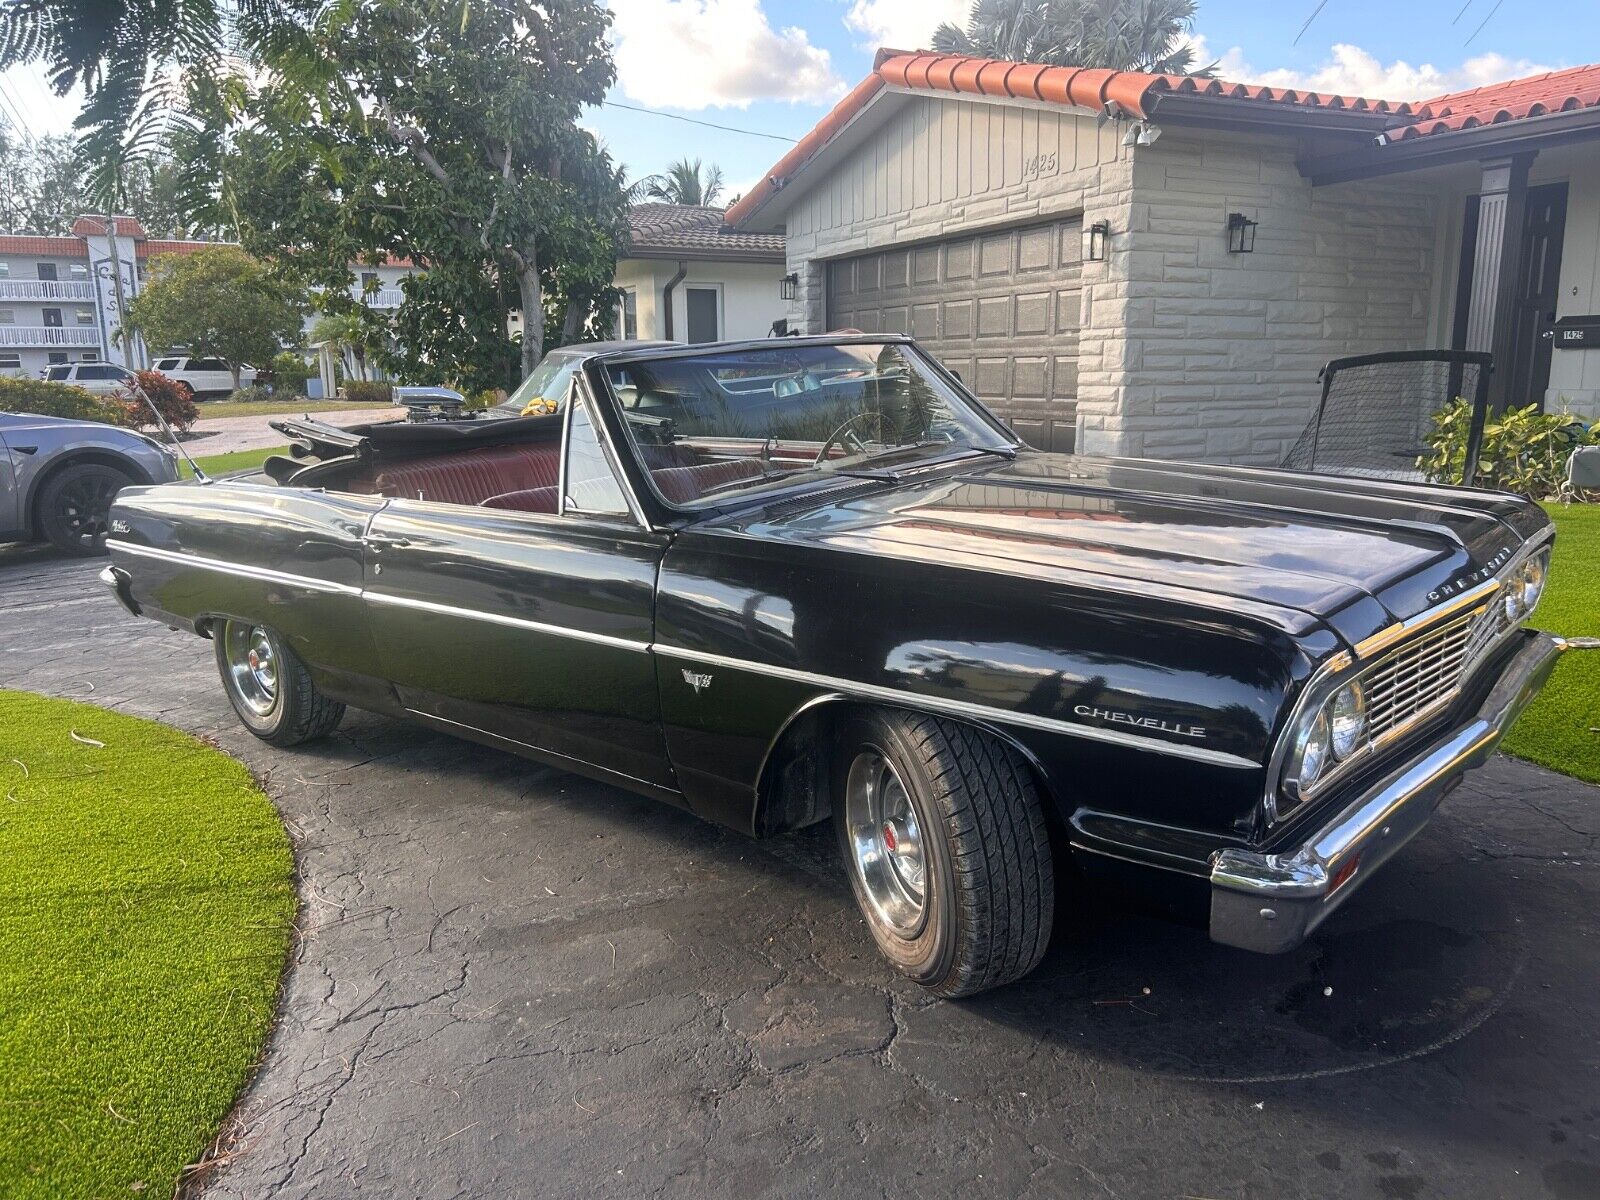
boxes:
[583,335,1022,519]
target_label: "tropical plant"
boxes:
[932,0,1210,75]
[1420,400,1598,499]
[224,384,274,405]
[310,312,387,384]
[265,350,314,395]
[642,158,726,207]
[114,370,199,432]
[124,246,306,391]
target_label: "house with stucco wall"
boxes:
[728,52,1600,465]
[614,204,789,344]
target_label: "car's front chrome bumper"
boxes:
[1210,630,1597,954]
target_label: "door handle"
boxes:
[365,534,411,550]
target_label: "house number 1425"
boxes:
[1023,152,1058,178]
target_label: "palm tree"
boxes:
[932,0,1210,76]
[643,158,726,207]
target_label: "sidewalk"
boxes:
[184,406,405,455]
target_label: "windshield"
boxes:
[492,352,578,417]
[603,341,1014,509]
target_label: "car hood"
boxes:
[709,451,1548,650]
[0,411,90,433]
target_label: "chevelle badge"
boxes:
[1074,705,1207,739]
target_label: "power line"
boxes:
[601,99,797,144]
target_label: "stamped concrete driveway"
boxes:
[4,548,1599,1200]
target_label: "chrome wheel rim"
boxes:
[844,747,927,937]
[224,623,278,716]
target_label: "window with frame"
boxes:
[0,262,8,277]
[36,263,57,282]
[75,309,94,325]
[81,352,98,361]
[70,262,87,279]
[617,289,638,340]
[0,353,20,369]
[562,396,630,517]
[46,357,68,371]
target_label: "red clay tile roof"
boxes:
[69,215,147,238]
[0,235,89,257]
[727,50,1600,226]
[626,203,785,259]
[1383,63,1600,141]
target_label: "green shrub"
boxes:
[0,375,129,424]
[342,380,393,404]
[225,384,274,405]
[115,370,200,433]
[1421,400,1598,500]
[266,350,314,394]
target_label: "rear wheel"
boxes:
[834,709,1054,997]
[214,620,344,746]
[36,461,133,555]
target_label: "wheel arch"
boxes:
[26,448,154,538]
[752,693,1060,838]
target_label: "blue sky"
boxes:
[3,0,1597,204]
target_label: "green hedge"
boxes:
[0,376,128,425]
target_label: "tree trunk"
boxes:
[561,299,582,345]
[517,249,543,380]
[229,364,242,391]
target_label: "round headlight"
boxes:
[1519,551,1548,618]
[1289,709,1332,796]
[1328,682,1367,759]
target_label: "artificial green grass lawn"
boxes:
[1502,503,1600,785]
[179,445,289,479]
[0,691,295,1197]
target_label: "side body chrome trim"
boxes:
[109,539,1256,765]
[363,590,651,653]
[105,539,364,596]
[654,644,1258,768]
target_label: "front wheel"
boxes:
[37,461,133,555]
[214,620,344,746]
[834,710,1054,997]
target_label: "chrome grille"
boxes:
[1359,605,1484,743]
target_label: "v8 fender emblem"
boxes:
[681,668,713,695]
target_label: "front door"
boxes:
[1505,182,1568,410]
[360,383,678,794]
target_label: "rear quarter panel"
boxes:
[106,480,391,701]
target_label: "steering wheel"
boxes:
[814,411,886,466]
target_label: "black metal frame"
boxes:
[1302,349,1494,486]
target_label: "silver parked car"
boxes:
[0,412,179,555]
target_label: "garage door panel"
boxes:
[943,299,974,339]
[976,296,1009,338]
[826,216,1081,454]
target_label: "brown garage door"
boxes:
[826,218,1082,452]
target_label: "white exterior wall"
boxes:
[1548,156,1600,421]
[778,93,1135,456]
[613,257,787,341]
[1117,129,1441,464]
[0,254,105,377]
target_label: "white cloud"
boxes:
[842,0,969,51]
[610,0,845,110]
[1192,37,1556,104]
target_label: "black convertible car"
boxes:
[102,335,1594,996]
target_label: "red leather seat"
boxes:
[372,442,560,506]
[651,459,766,504]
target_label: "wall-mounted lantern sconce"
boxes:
[780,272,800,301]
[1226,212,1258,254]
[1087,220,1110,262]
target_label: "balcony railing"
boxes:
[362,287,405,309]
[0,325,102,348]
[0,280,96,301]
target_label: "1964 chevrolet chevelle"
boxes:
[102,335,1595,996]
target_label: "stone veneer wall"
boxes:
[1097,129,1443,464]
